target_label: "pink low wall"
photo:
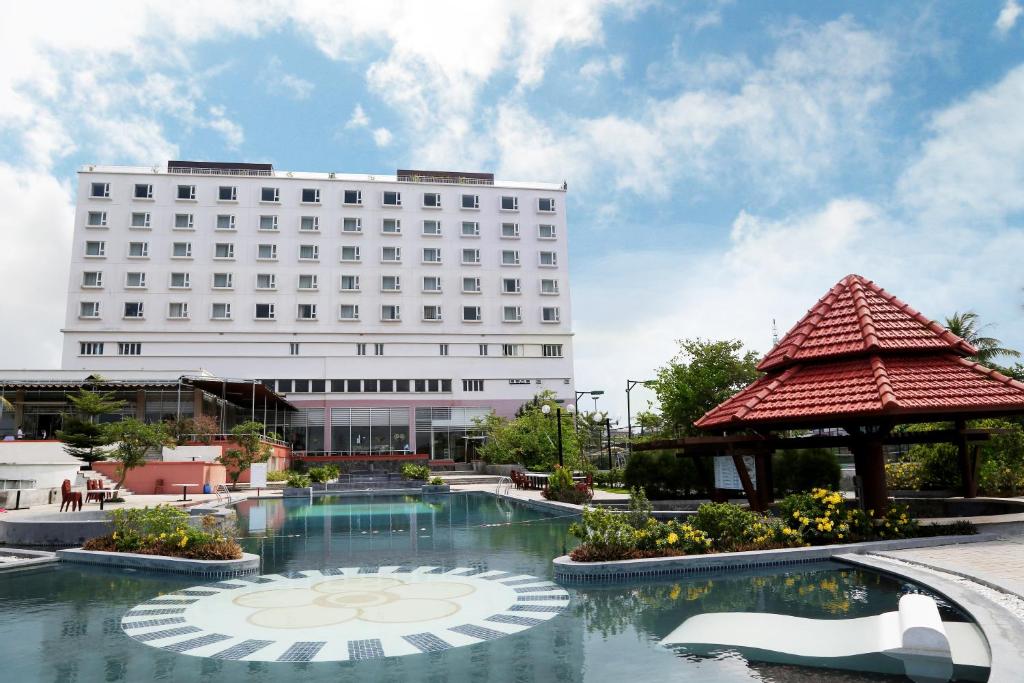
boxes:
[93,461,227,495]
[176,440,291,484]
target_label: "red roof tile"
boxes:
[758,274,976,372]
[695,354,1024,429]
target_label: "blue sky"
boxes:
[2,1,1024,421]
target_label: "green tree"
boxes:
[104,419,173,490]
[217,421,271,488]
[475,391,583,470]
[650,338,761,434]
[57,388,126,465]
[945,311,1020,365]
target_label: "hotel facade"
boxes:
[56,161,575,460]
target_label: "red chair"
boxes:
[60,479,83,512]
[85,479,105,504]
[584,473,594,493]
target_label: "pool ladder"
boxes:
[495,476,512,496]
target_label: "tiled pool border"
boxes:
[56,548,261,578]
[552,532,998,582]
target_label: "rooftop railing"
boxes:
[167,166,274,177]
[397,174,494,186]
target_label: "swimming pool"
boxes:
[0,492,982,681]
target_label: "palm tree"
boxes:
[945,311,1021,365]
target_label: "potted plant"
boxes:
[282,472,313,497]
[422,476,450,494]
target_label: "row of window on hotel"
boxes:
[81,271,560,295]
[86,211,558,240]
[91,183,558,213]
[78,301,562,323]
[78,341,563,360]
[81,241,559,266]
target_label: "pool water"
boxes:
[0,492,977,682]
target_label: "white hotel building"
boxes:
[59,161,575,460]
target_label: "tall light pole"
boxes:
[626,379,655,454]
[542,403,573,468]
[574,389,604,432]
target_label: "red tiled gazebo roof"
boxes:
[696,275,1024,430]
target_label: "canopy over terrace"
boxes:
[640,274,1024,515]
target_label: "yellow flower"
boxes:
[666,532,679,545]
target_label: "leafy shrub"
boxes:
[286,473,312,488]
[593,467,626,488]
[624,451,700,498]
[307,465,340,484]
[568,507,711,561]
[401,463,431,481]
[542,466,593,504]
[773,448,840,494]
[905,443,960,489]
[777,488,918,544]
[266,470,290,482]
[624,487,652,529]
[428,476,445,485]
[885,461,924,489]
[690,503,757,549]
[83,505,241,560]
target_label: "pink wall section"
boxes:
[94,461,227,495]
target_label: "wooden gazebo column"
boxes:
[954,418,979,498]
[850,427,889,517]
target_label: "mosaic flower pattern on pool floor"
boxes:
[121,566,570,662]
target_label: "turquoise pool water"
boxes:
[0,493,977,681]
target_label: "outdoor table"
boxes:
[525,472,550,489]
[93,488,117,510]
[172,483,198,502]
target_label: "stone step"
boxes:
[438,475,503,485]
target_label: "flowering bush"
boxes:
[777,488,918,544]
[690,502,802,551]
[401,463,431,481]
[568,506,710,561]
[542,466,593,504]
[83,505,241,560]
[885,461,924,489]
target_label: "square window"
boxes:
[80,341,104,355]
[502,343,524,357]
[422,247,441,263]
[382,218,401,234]
[461,221,480,236]
[168,302,189,319]
[90,182,109,198]
[259,215,278,231]
[214,243,235,259]
[502,278,521,294]
[382,190,402,206]
[340,245,361,262]
[131,212,151,228]
[298,244,319,261]
[177,184,196,200]
[128,242,149,258]
[463,306,482,322]
[501,250,520,266]
[85,241,106,257]
[501,222,519,238]
[463,379,484,392]
[298,274,318,290]
[539,251,558,267]
[123,302,144,318]
[422,276,442,292]
[343,189,362,205]
[381,275,401,292]
[125,272,146,288]
[174,213,194,229]
[256,273,276,290]
[339,304,359,320]
[422,220,441,235]
[501,195,519,211]
[134,183,153,199]
[461,194,479,209]
[422,192,441,208]
[538,197,556,212]
[381,246,401,262]
[169,272,190,289]
[86,211,107,227]
[297,303,318,320]
[255,303,276,320]
[380,304,401,321]
[423,305,442,321]
[300,215,319,231]
[343,217,362,233]
[538,224,557,239]
[340,274,360,291]
[81,271,103,288]
[503,305,522,322]
[212,272,233,289]
[257,244,278,260]
[79,301,100,318]
[542,306,561,323]
[462,248,480,264]
[216,214,235,230]
[218,185,237,201]
[462,277,480,293]
[543,344,563,357]
[211,302,232,319]
[171,242,191,258]
[541,278,559,294]
[261,186,280,202]
[301,188,320,204]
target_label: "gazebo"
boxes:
[637,274,1024,515]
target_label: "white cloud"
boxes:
[372,127,393,147]
[346,104,370,129]
[261,55,315,100]
[578,54,626,84]
[206,106,244,148]
[996,1,1022,35]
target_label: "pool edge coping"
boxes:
[551,532,999,582]
[56,548,261,577]
[835,552,1024,682]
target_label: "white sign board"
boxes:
[250,463,268,489]
[713,455,757,490]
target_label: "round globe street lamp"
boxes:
[593,411,612,470]
[541,403,570,468]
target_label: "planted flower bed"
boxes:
[569,488,975,562]
[82,505,242,561]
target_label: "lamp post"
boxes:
[542,403,573,468]
[574,389,605,432]
[626,379,655,455]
